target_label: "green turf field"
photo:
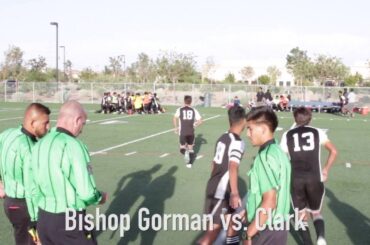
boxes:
[0,102,369,245]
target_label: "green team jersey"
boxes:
[0,126,37,199]
[24,127,102,221]
[246,139,291,225]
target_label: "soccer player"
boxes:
[197,106,246,245]
[24,101,107,245]
[0,103,50,245]
[280,107,337,245]
[173,95,202,168]
[243,107,291,245]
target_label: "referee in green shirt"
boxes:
[25,100,107,245]
[0,103,50,245]
[243,107,291,245]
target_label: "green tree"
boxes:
[314,55,349,83]
[240,66,254,82]
[286,47,315,85]
[223,72,236,83]
[257,75,271,85]
[80,67,97,81]
[266,66,281,85]
[344,72,363,86]
[127,53,156,83]
[155,51,199,83]
[25,56,49,82]
[201,57,216,83]
[108,55,125,78]
[0,45,25,80]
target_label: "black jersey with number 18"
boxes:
[174,106,201,136]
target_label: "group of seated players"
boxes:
[99,91,165,114]
[231,90,291,112]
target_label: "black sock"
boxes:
[313,217,325,238]
[189,150,195,164]
[298,221,313,245]
[180,148,186,155]
[226,235,239,245]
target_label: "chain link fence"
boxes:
[2,82,370,107]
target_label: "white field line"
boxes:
[87,114,139,124]
[0,116,23,122]
[0,108,23,112]
[90,114,221,156]
[125,151,137,156]
[196,155,204,160]
[160,153,169,158]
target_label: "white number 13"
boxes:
[293,132,315,152]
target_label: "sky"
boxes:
[0,0,369,80]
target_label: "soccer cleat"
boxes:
[186,163,192,168]
[317,236,327,245]
[184,151,190,164]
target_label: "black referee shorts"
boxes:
[3,196,33,245]
[38,209,97,245]
[251,227,288,245]
[179,134,195,146]
[291,176,325,213]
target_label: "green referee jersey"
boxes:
[24,127,102,221]
[246,139,291,225]
[0,126,37,199]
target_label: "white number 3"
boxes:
[293,132,315,152]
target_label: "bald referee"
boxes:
[0,103,50,245]
[25,100,107,245]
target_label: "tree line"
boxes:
[0,45,369,86]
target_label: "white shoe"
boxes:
[186,164,192,168]
[184,151,190,163]
[317,236,327,245]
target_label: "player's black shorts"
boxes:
[204,197,235,225]
[179,134,195,146]
[291,176,325,213]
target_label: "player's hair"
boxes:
[293,107,312,126]
[184,95,192,105]
[246,106,278,132]
[228,106,246,126]
[25,103,51,116]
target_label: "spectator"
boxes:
[278,95,289,111]
[256,87,265,106]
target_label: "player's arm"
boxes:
[229,161,241,209]
[69,141,105,205]
[173,109,180,134]
[319,129,337,181]
[228,140,244,209]
[246,189,277,239]
[322,141,337,182]
[194,110,203,127]
[0,180,5,198]
[23,150,41,222]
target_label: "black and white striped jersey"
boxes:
[280,126,329,182]
[174,106,201,136]
[206,132,245,199]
